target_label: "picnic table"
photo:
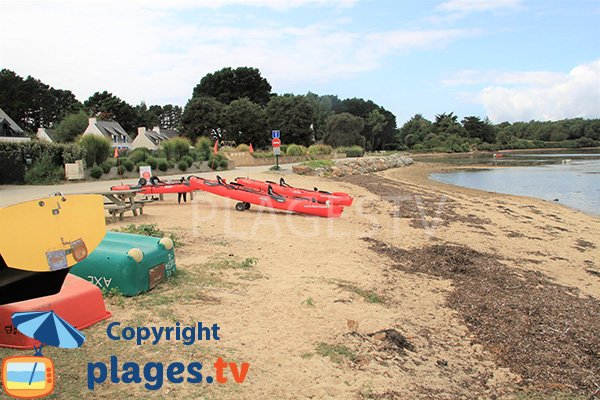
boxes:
[96,189,151,223]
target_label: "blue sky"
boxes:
[1,0,599,124]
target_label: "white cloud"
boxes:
[442,70,565,87]
[436,0,521,14]
[0,1,477,107]
[450,60,600,122]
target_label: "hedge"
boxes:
[0,141,86,166]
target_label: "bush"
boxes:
[182,155,194,167]
[146,157,158,170]
[79,135,111,166]
[336,146,364,157]
[307,144,333,156]
[251,150,274,159]
[207,153,228,170]
[116,165,126,175]
[157,159,169,172]
[127,148,150,164]
[195,136,212,161]
[0,141,86,166]
[162,137,191,161]
[25,152,64,184]
[100,161,112,174]
[90,165,103,179]
[286,144,307,156]
[177,160,188,171]
[123,159,135,172]
[235,144,250,152]
[219,146,236,153]
[280,144,288,154]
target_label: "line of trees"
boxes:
[0,69,182,141]
[1,67,599,152]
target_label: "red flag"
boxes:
[213,140,218,154]
[249,143,254,154]
[113,147,119,158]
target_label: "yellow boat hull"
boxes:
[0,195,106,272]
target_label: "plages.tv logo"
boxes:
[1,311,85,399]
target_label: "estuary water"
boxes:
[428,150,600,216]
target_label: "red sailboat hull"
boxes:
[189,177,343,218]
[234,177,353,206]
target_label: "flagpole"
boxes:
[247,143,254,178]
[210,139,218,180]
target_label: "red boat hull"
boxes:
[234,177,353,206]
[189,177,343,218]
[111,183,194,194]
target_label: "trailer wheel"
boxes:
[244,202,251,210]
[235,202,246,212]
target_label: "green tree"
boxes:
[181,97,225,142]
[336,97,397,150]
[161,137,191,161]
[79,135,111,166]
[221,98,268,147]
[135,101,160,131]
[432,112,466,137]
[54,110,89,142]
[192,67,272,106]
[397,114,432,148]
[266,95,316,146]
[304,92,340,142]
[462,116,496,143]
[159,104,183,129]
[0,69,81,132]
[323,112,365,148]
[365,109,388,151]
[84,91,138,133]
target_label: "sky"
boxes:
[0,0,599,124]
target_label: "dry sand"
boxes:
[3,162,598,399]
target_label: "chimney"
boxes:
[138,127,146,137]
[37,127,44,134]
[89,117,97,125]
[152,126,160,133]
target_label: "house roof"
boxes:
[39,128,59,141]
[95,120,131,142]
[0,107,25,136]
[159,128,179,139]
[144,130,171,145]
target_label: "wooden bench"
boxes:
[104,204,128,223]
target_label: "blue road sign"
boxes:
[272,130,280,139]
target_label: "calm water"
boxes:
[429,151,600,216]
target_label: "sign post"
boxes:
[271,130,281,170]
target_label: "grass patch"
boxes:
[206,257,258,270]
[118,223,178,245]
[315,342,357,364]
[235,271,264,281]
[300,352,314,359]
[329,279,384,304]
[302,159,334,169]
[302,297,315,307]
[101,287,125,306]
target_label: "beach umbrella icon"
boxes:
[11,311,86,352]
[10,311,85,388]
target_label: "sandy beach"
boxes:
[2,162,598,399]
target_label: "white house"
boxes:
[131,126,180,150]
[36,127,58,143]
[0,107,30,143]
[83,117,132,149]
